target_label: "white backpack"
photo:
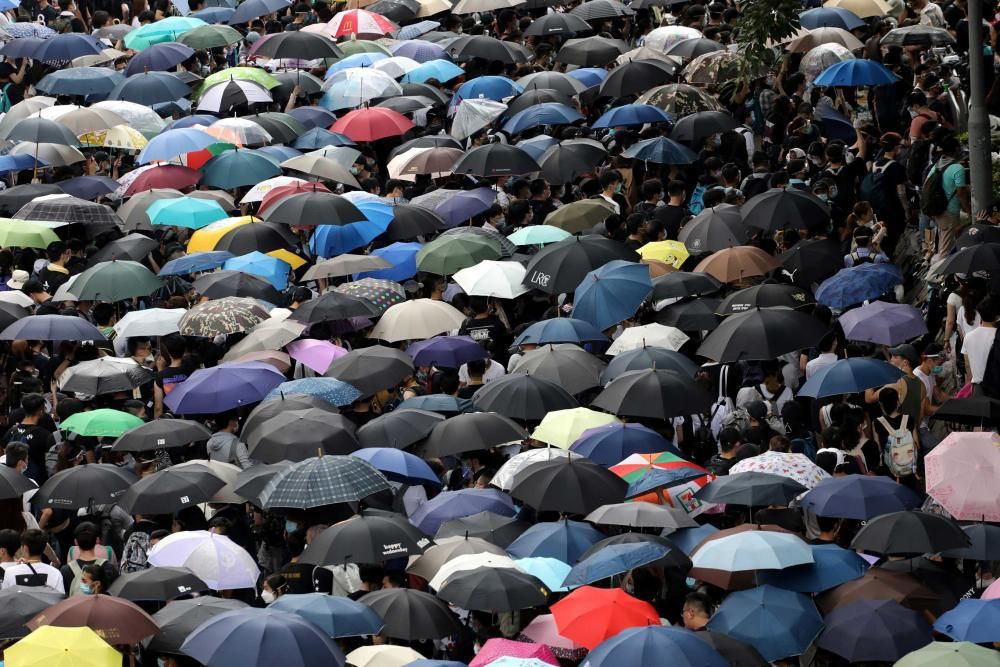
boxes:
[878,415,917,477]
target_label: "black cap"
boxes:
[745,400,768,422]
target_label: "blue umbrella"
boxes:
[569,423,672,466]
[2,23,53,39]
[191,6,235,21]
[513,318,607,346]
[402,59,464,83]
[396,19,439,40]
[0,37,45,59]
[164,361,285,414]
[357,200,394,227]
[453,75,522,104]
[270,593,384,638]
[36,66,125,96]
[351,447,441,486]
[200,149,282,189]
[800,6,865,30]
[934,599,1000,643]
[407,335,488,368]
[139,128,221,164]
[814,102,857,142]
[757,544,869,593]
[563,542,671,587]
[224,251,290,290]
[435,188,497,227]
[148,196,229,230]
[166,114,220,130]
[0,154,46,173]
[566,67,607,88]
[798,357,905,398]
[352,242,421,281]
[265,378,363,407]
[227,0,293,24]
[800,474,922,520]
[311,219,392,256]
[708,585,823,663]
[58,175,120,201]
[514,557,572,593]
[256,145,302,163]
[32,34,104,62]
[626,467,707,499]
[391,40,446,62]
[572,260,652,331]
[516,134,559,161]
[813,59,900,87]
[506,520,605,564]
[396,394,476,414]
[124,41,195,76]
[292,127,354,150]
[159,251,235,276]
[502,103,584,134]
[621,136,698,165]
[815,262,903,308]
[839,301,927,345]
[288,107,340,131]
[409,488,516,534]
[181,607,345,667]
[584,625,728,667]
[153,99,192,115]
[669,524,719,555]
[325,53,388,76]
[593,104,672,128]
[818,600,933,663]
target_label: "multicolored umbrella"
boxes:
[334,278,406,312]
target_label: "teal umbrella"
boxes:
[124,16,206,50]
[70,260,163,301]
[200,149,281,190]
[147,196,229,230]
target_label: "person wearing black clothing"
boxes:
[2,394,55,484]
[705,428,741,476]
[277,531,316,594]
[458,297,507,350]
[23,279,59,316]
[741,400,778,447]
[37,242,71,297]
[654,180,688,241]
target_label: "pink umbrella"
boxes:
[983,578,1000,600]
[286,339,348,374]
[469,638,558,667]
[925,431,1000,521]
[517,614,588,662]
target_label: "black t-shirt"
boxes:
[155,360,196,400]
[653,204,687,241]
[278,562,317,594]
[459,315,505,347]
[37,265,69,295]
[872,158,907,216]
[2,422,54,480]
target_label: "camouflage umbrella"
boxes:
[178,297,270,337]
[682,50,741,86]
[637,83,725,115]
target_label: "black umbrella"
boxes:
[325,346,414,397]
[242,394,338,438]
[778,238,844,285]
[263,192,367,227]
[437,566,550,611]
[2,117,80,145]
[676,204,748,254]
[471,374,578,421]
[653,297,722,331]
[192,270,283,303]
[522,235,639,295]
[570,0,634,20]
[436,511,531,548]
[539,140,607,185]
[144,598,248,654]
[670,110,741,144]
[717,283,816,316]
[452,144,540,178]
[518,71,587,96]
[357,408,444,450]
[510,457,627,515]
[273,71,324,99]
[0,465,36,501]
[935,242,1000,276]
[930,396,1000,426]
[697,307,828,362]
[232,461,292,504]
[299,514,432,566]
[601,346,699,383]
[245,409,359,463]
[850,511,970,555]
[664,37,726,59]
[651,271,724,300]
[592,368,713,419]
[556,36,629,66]
[956,223,1000,250]
[33,464,137,510]
[385,205,446,241]
[112,419,212,452]
[510,345,607,395]
[0,184,64,214]
[366,0,420,21]
[0,587,64,639]
[696,632,769,667]
[524,11,593,35]
[250,30,344,59]
[118,465,226,514]
[941,523,1000,560]
[579,533,692,571]
[89,233,158,263]
[446,35,529,64]
[358,588,460,640]
[421,412,527,457]
[108,566,209,601]
[599,60,675,99]
[741,187,831,232]
[694,472,808,507]
[288,291,380,325]
[505,88,576,117]
[214,221,296,255]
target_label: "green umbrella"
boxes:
[0,219,59,249]
[896,642,1000,667]
[61,409,144,437]
[179,24,244,51]
[124,16,206,50]
[416,234,503,276]
[200,149,282,190]
[70,260,163,301]
[506,225,572,246]
[337,40,392,56]
[197,67,280,99]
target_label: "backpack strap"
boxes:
[899,414,909,431]
[876,416,893,440]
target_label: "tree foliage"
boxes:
[732,0,803,86]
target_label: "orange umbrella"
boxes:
[693,246,780,284]
[550,586,659,649]
[27,594,159,645]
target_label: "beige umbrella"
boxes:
[788,27,864,53]
[616,46,678,66]
[417,0,452,16]
[304,146,361,168]
[606,323,689,355]
[387,146,463,181]
[174,459,243,504]
[300,255,392,281]
[72,48,126,67]
[766,26,811,47]
[693,245,781,284]
[118,189,184,231]
[368,298,465,342]
[92,100,165,135]
[346,646,423,667]
[221,317,307,361]
[280,154,361,189]
[35,105,127,134]
[189,190,236,210]
[232,350,293,372]
[9,142,85,166]
[0,97,55,138]
[823,0,891,17]
[452,0,521,13]
[406,536,508,580]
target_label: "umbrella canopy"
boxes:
[583,626,728,667]
[271,594,383,638]
[708,585,823,663]
[729,451,830,489]
[797,357,905,398]
[145,598,248,654]
[6,626,121,667]
[563,541,674,587]
[894,642,1000,667]
[510,457,627,515]
[437,512,529,548]
[507,520,604,564]
[757,543,869,593]
[816,262,903,308]
[801,474,922,519]
[697,308,827,362]
[471,374,578,421]
[523,235,639,295]
[850,510,970,555]
[163,361,285,414]
[934,599,1000,643]
[592,369,713,420]
[369,298,466,343]
[925,431,1000,520]
[148,531,260,590]
[572,260,652,331]
[817,600,933,663]
[409,488,516,535]
[814,58,899,86]
[118,464,226,515]
[839,301,928,345]
[108,567,209,601]
[300,513,431,566]
[695,472,807,507]
[422,412,527,458]
[437,567,550,612]
[27,594,159,644]
[532,408,618,449]
[0,587,64,639]
[358,588,459,640]
[259,456,389,509]
[551,586,659,650]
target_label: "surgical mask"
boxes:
[931,365,943,375]
[79,583,93,595]
[261,590,275,604]
[711,136,722,148]
[685,577,697,589]
[350,166,359,175]
[157,659,167,667]
[816,194,828,202]
[285,520,298,534]
[615,183,623,194]
[810,156,824,166]
[829,187,839,199]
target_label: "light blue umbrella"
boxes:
[355,241,421,281]
[270,593,384,638]
[391,40,447,63]
[506,520,605,564]
[691,531,813,571]
[401,59,464,83]
[566,67,607,87]
[292,128,355,150]
[357,200,394,227]
[200,149,281,190]
[757,544,869,593]
[515,134,558,161]
[310,218,392,256]
[396,19,439,40]
[224,251,290,290]
[159,251,234,276]
[147,196,229,230]
[265,378,363,407]
[593,103,672,128]
[669,525,719,555]
[502,103,584,134]
[36,66,124,96]
[320,77,400,111]
[507,225,570,246]
[324,53,388,77]
[453,75,522,103]
[514,557,572,593]
[934,599,1000,643]
[572,260,652,331]
[708,585,823,663]
[562,542,670,587]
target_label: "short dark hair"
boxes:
[878,387,899,414]
[466,358,486,377]
[641,179,663,200]
[667,180,686,197]
[718,427,741,452]
[21,529,47,557]
[46,242,67,263]
[599,169,622,190]
[128,337,152,356]
[529,179,549,197]
[507,199,531,225]
[92,302,115,326]
[287,529,306,558]
[439,373,460,395]
[161,333,187,361]
[4,442,28,467]
[74,522,99,551]
[0,528,19,557]
[977,295,1000,323]
[21,393,45,416]
[684,591,713,616]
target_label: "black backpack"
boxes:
[920,165,953,216]
[860,162,891,212]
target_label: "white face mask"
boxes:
[261,590,275,604]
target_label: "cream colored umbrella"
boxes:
[368,298,465,342]
[72,48,126,67]
[606,323,689,355]
[279,154,361,188]
[823,0,891,17]
[427,552,518,590]
[0,97,55,138]
[346,646,424,667]
[35,105,127,134]
[305,146,362,169]
[417,0,452,16]
[9,142,85,166]
[92,100,165,135]
[387,146,463,181]
[788,26,864,52]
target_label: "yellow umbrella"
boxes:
[78,125,148,151]
[6,626,121,667]
[532,407,619,449]
[267,248,306,270]
[187,215,261,252]
[637,240,689,269]
[822,0,890,17]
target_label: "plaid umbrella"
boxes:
[259,455,391,509]
[178,297,270,336]
[13,196,123,231]
[334,278,406,313]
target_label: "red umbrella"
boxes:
[123,165,202,197]
[27,593,159,644]
[550,586,660,649]
[259,181,331,214]
[330,108,414,142]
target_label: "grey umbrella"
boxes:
[1,117,80,145]
[241,394,338,437]
[145,598,248,654]
[245,409,360,464]
[233,461,294,504]
[259,455,390,510]
[585,502,699,530]
[324,346,414,398]
[89,233,158,263]
[357,408,444,450]
[57,357,155,396]
[510,344,606,395]
[406,536,508,580]
[420,412,528,458]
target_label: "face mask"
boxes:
[816,194,828,202]
[261,590,275,604]
[349,166,359,175]
[78,583,93,595]
[829,187,839,199]
[711,136,722,148]
[285,521,298,534]
[810,157,824,166]
[931,365,943,375]
[614,183,623,194]
[685,577,697,589]
[157,659,167,667]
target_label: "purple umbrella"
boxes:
[124,41,196,76]
[838,302,927,346]
[409,488,516,534]
[406,335,488,368]
[435,188,497,228]
[164,361,285,415]
[286,339,349,374]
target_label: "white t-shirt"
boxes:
[805,352,839,380]
[963,325,997,383]
[458,360,506,385]
[1,562,63,592]
[956,305,982,339]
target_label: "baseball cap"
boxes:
[745,400,768,422]
[888,343,919,368]
[922,343,944,359]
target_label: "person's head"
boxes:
[382,570,407,589]
[667,180,686,202]
[20,529,47,558]
[529,179,550,200]
[818,330,838,355]
[161,333,187,363]
[290,287,311,305]
[718,427,741,454]
[473,466,495,489]
[22,278,49,304]
[978,295,1000,324]
[816,514,842,537]
[507,199,531,227]
[21,393,45,419]
[208,515,232,535]
[682,592,713,630]
[920,343,944,372]
[877,387,900,416]
[466,358,487,381]
[888,343,918,373]
[4,442,28,474]
[907,89,928,111]
[599,169,623,195]
[128,337,153,361]
[438,372,460,396]
[46,241,69,265]
[74,521,100,553]
[0,528,19,562]
[286,529,306,559]
[938,133,962,158]
[79,563,109,596]
[262,574,288,604]
[641,179,663,203]
[745,400,768,426]
[879,132,902,155]
[768,435,791,453]
[92,302,115,328]
[385,179,407,198]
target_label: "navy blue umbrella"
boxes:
[270,593,384,638]
[513,317,607,346]
[800,6,865,29]
[601,346,698,383]
[621,136,698,164]
[815,263,903,309]
[797,357,905,398]
[801,474,922,520]
[32,34,104,62]
[941,523,1000,560]
[228,0,292,24]
[757,544,869,593]
[406,335,488,368]
[569,423,673,466]
[818,600,933,663]
[934,599,1000,643]
[181,608,345,667]
[125,41,195,76]
[0,315,105,341]
[36,66,124,96]
[584,625,728,667]
[563,542,672,587]
[708,585,823,663]
[287,107,340,131]
[626,467,708,499]
[292,127,355,150]
[669,524,719,555]
[506,519,605,564]
[0,37,44,59]
[592,103,672,128]
[57,175,120,201]
[108,71,191,105]
[814,102,857,142]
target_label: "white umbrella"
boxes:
[205,118,273,146]
[114,307,184,339]
[197,80,273,113]
[643,26,703,52]
[35,105,127,134]
[729,451,831,489]
[9,142,85,166]
[0,291,33,308]
[451,98,507,141]
[92,100,165,134]
[52,275,79,302]
[453,260,528,299]
[492,448,583,491]
[147,530,260,590]
[417,0,452,16]
[607,323,689,355]
[174,459,243,504]
[346,646,423,667]
[280,154,361,188]
[372,55,421,78]
[0,97,56,138]
[428,553,518,590]
[304,146,362,169]
[321,76,402,111]
[452,0,523,13]
[241,176,308,204]
[322,66,398,90]
[368,298,465,342]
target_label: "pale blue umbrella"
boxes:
[691,530,813,571]
[224,251,290,290]
[515,557,572,593]
[265,378,363,407]
[139,128,220,164]
[401,59,464,83]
